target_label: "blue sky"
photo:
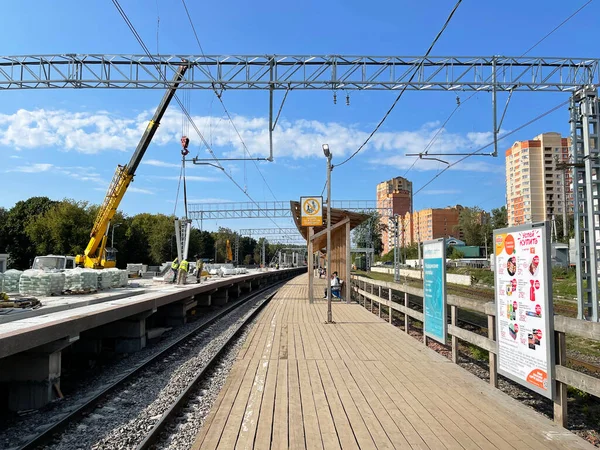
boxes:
[1,0,597,233]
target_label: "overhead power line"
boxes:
[110,0,289,235]
[180,0,278,202]
[403,0,593,179]
[413,99,570,197]
[335,0,463,168]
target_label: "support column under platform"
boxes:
[162,296,197,327]
[87,310,155,353]
[212,289,229,306]
[0,336,78,411]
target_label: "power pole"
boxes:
[394,215,400,282]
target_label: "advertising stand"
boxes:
[494,222,554,399]
[423,238,447,343]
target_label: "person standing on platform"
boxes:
[171,258,179,283]
[195,255,204,284]
[178,259,189,285]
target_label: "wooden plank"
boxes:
[199,359,260,450]
[235,359,271,449]
[317,360,375,448]
[288,359,307,449]
[271,359,289,449]
[255,358,279,448]
[192,362,249,450]
[297,359,325,450]
[328,359,395,449]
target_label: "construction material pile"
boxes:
[19,270,66,297]
[106,268,128,288]
[97,270,113,290]
[3,269,23,293]
[64,268,99,293]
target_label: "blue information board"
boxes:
[423,238,447,343]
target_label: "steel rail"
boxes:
[17,278,288,450]
[135,284,277,449]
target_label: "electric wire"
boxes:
[402,0,593,179]
[111,0,291,237]
[413,99,570,197]
[180,0,279,202]
[335,0,463,169]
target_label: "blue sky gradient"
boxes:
[1,0,597,231]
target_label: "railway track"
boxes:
[14,282,281,450]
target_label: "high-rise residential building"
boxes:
[505,133,573,226]
[376,177,412,254]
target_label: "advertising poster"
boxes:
[494,222,554,399]
[423,238,447,343]
[300,196,323,227]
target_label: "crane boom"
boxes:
[76,62,188,269]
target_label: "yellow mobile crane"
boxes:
[76,63,188,269]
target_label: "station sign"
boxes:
[494,222,554,399]
[423,238,447,343]
[300,196,323,227]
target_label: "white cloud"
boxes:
[142,159,180,168]
[128,187,154,194]
[152,175,221,182]
[9,155,22,159]
[8,163,53,173]
[0,108,505,173]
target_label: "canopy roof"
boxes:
[290,201,370,251]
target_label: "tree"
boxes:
[490,206,508,230]
[128,213,175,265]
[4,197,56,269]
[456,207,487,246]
[0,207,8,252]
[353,212,384,254]
[25,199,95,257]
[448,246,465,260]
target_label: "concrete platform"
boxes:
[193,274,594,450]
[0,268,302,360]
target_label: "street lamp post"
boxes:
[323,144,333,323]
[111,223,122,248]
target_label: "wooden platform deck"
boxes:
[192,274,594,450]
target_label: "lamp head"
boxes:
[322,144,330,158]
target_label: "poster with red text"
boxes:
[494,222,554,399]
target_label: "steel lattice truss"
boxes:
[188,200,390,220]
[0,54,598,91]
[239,228,300,236]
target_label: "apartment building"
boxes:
[402,205,463,245]
[376,177,412,254]
[505,132,572,226]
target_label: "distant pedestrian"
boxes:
[171,258,179,283]
[178,259,189,285]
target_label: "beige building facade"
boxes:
[505,133,572,226]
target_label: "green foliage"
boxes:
[4,197,56,269]
[456,206,488,247]
[25,200,95,256]
[448,246,465,260]
[469,345,489,361]
[490,206,508,230]
[352,212,384,255]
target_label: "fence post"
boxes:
[404,292,409,333]
[388,288,393,324]
[378,286,382,318]
[370,283,373,313]
[451,305,458,363]
[553,330,567,427]
[488,314,498,387]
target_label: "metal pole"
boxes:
[562,164,568,240]
[492,57,498,157]
[327,154,333,323]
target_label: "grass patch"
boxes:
[468,345,490,362]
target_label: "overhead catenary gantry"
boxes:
[188,200,391,222]
[1,54,597,91]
